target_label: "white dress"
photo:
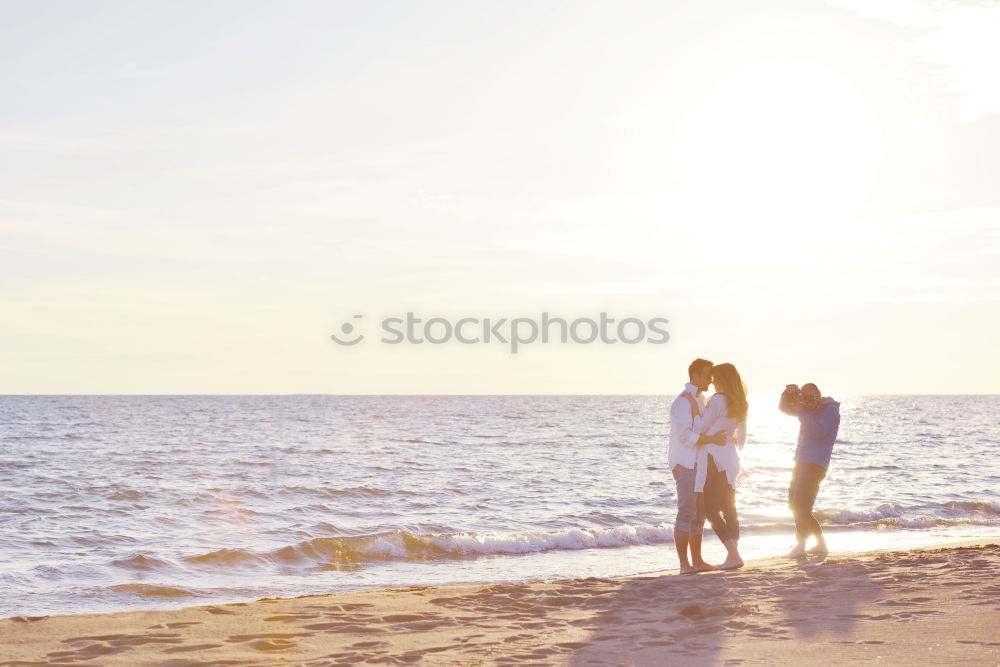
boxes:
[692,393,747,492]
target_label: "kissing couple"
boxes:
[667,358,748,573]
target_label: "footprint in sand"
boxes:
[162,643,225,653]
[202,605,236,615]
[303,622,372,632]
[264,614,319,622]
[64,634,135,642]
[307,602,373,612]
[381,614,430,623]
[147,621,202,629]
[225,632,311,647]
[249,638,297,651]
[63,632,184,647]
[76,642,125,657]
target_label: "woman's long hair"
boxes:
[712,363,748,421]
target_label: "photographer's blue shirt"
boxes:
[781,398,841,469]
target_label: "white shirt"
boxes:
[692,393,747,492]
[668,383,707,470]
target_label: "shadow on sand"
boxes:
[567,553,884,666]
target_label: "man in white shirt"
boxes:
[669,358,726,574]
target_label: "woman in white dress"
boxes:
[692,363,748,570]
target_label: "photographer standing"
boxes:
[779,383,841,557]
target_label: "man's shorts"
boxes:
[672,464,705,535]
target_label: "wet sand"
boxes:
[3,541,999,666]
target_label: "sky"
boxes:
[2,0,998,395]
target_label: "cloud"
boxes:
[0,131,104,154]
[828,0,1000,120]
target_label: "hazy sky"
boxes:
[2,0,998,394]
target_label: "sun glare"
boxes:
[671,60,880,257]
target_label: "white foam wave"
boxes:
[422,524,675,556]
[819,500,1000,527]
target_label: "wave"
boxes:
[280,486,417,499]
[110,554,175,571]
[706,501,1000,533]
[817,500,1000,528]
[140,500,1000,571]
[107,489,143,501]
[109,583,198,597]
[183,524,678,568]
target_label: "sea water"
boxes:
[1,394,997,618]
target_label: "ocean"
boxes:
[1,394,998,618]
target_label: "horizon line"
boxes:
[1,393,997,398]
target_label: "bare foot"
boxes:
[807,543,829,556]
[785,544,807,558]
[692,561,716,572]
[719,556,744,570]
[679,564,697,575]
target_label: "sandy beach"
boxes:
[2,541,998,666]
